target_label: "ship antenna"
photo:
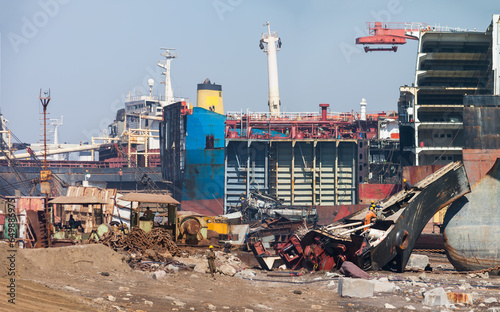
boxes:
[157,48,177,105]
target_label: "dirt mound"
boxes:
[0,241,14,279]
[18,244,131,276]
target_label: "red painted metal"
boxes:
[462,149,500,185]
[319,103,329,121]
[17,197,44,212]
[316,205,365,226]
[277,235,304,270]
[180,198,224,216]
[356,22,420,52]
[358,183,401,205]
[225,104,397,140]
[403,165,445,186]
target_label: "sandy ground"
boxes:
[1,241,500,312]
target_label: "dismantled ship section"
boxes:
[224,104,401,214]
[398,26,494,166]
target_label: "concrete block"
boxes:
[422,287,450,306]
[372,279,397,293]
[406,254,429,270]
[338,278,374,298]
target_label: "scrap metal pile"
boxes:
[100,227,186,272]
[253,162,471,273]
[233,189,318,223]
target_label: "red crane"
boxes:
[355,22,431,52]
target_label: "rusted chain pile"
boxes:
[101,227,180,256]
[100,227,187,272]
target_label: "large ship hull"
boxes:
[443,158,500,271]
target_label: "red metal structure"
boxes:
[225,104,396,141]
[356,22,425,52]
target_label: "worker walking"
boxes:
[207,245,217,278]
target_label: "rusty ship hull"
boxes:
[443,158,500,271]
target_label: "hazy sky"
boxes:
[0,0,496,144]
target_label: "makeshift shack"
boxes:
[118,192,179,236]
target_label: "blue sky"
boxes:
[0,0,497,144]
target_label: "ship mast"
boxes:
[157,48,177,105]
[260,22,282,116]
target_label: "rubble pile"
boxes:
[100,227,186,272]
[215,251,245,276]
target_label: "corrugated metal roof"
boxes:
[49,196,109,204]
[118,192,180,204]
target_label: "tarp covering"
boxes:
[118,192,180,205]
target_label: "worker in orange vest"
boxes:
[364,204,377,226]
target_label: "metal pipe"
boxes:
[339,223,372,236]
[323,221,363,231]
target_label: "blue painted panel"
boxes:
[181,108,226,203]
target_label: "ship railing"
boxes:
[225,111,354,122]
[125,94,165,102]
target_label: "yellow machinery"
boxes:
[197,78,223,115]
[205,216,231,235]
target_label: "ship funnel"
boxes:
[260,22,282,116]
[197,78,224,114]
[360,98,367,121]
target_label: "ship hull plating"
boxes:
[443,158,500,271]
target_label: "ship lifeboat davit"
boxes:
[443,158,500,272]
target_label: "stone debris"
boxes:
[234,269,257,278]
[385,303,396,309]
[338,277,374,298]
[406,254,429,271]
[459,282,472,290]
[218,263,237,276]
[256,303,273,310]
[107,295,116,302]
[174,300,186,307]
[144,300,153,307]
[422,287,449,306]
[485,297,498,304]
[487,308,500,312]
[372,278,398,293]
[152,270,167,279]
[311,304,322,309]
[207,304,216,310]
[404,305,416,310]
[118,286,129,292]
[94,298,104,304]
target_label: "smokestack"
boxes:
[360,98,367,121]
[320,103,329,121]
